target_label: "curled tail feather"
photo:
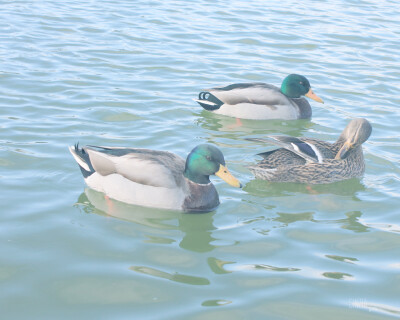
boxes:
[69,143,95,178]
[194,91,223,111]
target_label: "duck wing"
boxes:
[209,83,287,106]
[246,136,333,163]
[70,145,186,188]
[252,148,307,169]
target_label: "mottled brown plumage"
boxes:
[247,118,372,184]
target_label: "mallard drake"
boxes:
[247,118,372,184]
[69,144,241,212]
[195,74,324,120]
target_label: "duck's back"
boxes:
[211,83,283,104]
[207,83,311,120]
[72,146,189,210]
[84,146,187,188]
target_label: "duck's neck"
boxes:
[294,98,312,119]
[183,169,210,185]
[333,138,363,159]
[331,137,344,156]
[333,137,345,148]
[183,180,219,212]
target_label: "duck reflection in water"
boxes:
[75,188,218,253]
[244,178,366,199]
[196,109,314,137]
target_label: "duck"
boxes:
[195,74,324,120]
[246,118,372,184]
[69,143,241,212]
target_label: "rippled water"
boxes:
[1,0,400,319]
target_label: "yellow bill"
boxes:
[215,164,242,188]
[305,88,324,103]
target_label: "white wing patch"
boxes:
[291,143,300,153]
[306,142,324,163]
[290,142,323,163]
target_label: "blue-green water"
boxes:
[1,0,400,319]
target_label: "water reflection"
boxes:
[348,301,400,317]
[75,188,217,253]
[339,211,370,233]
[196,110,314,137]
[358,220,400,234]
[273,212,315,226]
[201,299,232,307]
[76,189,179,230]
[272,210,370,233]
[322,271,353,280]
[207,257,234,274]
[309,211,370,233]
[325,255,358,264]
[129,265,210,286]
[244,178,366,198]
[178,213,216,253]
[235,264,301,272]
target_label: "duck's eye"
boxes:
[206,156,212,161]
[299,81,303,85]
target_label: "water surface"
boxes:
[1,0,400,319]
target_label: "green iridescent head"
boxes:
[281,74,324,103]
[184,144,241,187]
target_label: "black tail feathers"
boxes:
[72,143,95,178]
[196,91,223,111]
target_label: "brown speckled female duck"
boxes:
[247,118,372,184]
